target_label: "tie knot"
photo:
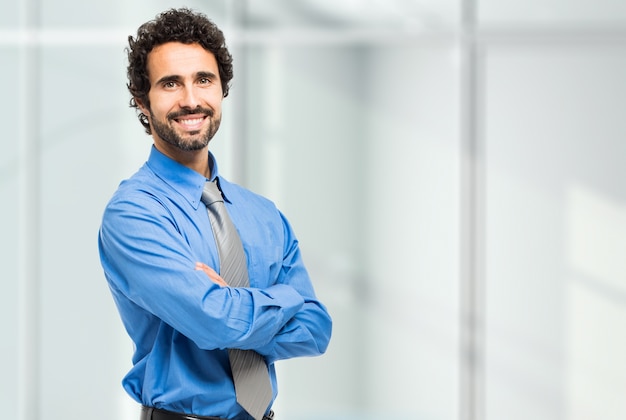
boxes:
[201,180,224,206]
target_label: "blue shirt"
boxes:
[98,146,332,419]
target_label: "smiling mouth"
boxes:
[177,117,205,126]
[168,107,214,132]
[173,115,207,131]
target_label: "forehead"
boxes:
[146,42,219,80]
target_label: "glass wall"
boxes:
[2,0,626,419]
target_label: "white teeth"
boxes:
[179,118,203,126]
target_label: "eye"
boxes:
[198,77,211,85]
[163,81,177,89]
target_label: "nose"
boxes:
[179,85,201,109]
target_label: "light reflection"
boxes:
[567,185,626,419]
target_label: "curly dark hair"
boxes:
[126,8,234,134]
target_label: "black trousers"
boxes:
[141,406,275,420]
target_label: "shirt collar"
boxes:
[146,146,230,209]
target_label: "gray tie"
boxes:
[201,180,273,420]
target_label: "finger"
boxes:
[195,262,228,287]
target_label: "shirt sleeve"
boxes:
[254,212,333,363]
[98,192,305,351]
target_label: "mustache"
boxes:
[167,107,214,120]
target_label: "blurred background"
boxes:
[2,0,626,419]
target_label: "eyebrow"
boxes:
[155,75,182,86]
[155,71,218,86]
[196,71,218,80]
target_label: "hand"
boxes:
[195,262,228,287]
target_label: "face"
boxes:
[139,42,223,153]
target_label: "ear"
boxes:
[135,97,149,116]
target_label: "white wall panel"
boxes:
[39,0,228,29]
[479,0,626,25]
[0,3,18,29]
[243,41,462,420]
[37,45,147,420]
[245,0,461,28]
[484,45,626,420]
[242,45,368,418]
[0,47,20,420]
[363,44,461,419]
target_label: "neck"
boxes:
[154,142,211,178]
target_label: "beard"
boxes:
[150,107,221,151]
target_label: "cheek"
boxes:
[210,96,224,113]
[147,93,178,117]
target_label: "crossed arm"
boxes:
[100,193,332,361]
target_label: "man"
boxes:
[98,8,332,420]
